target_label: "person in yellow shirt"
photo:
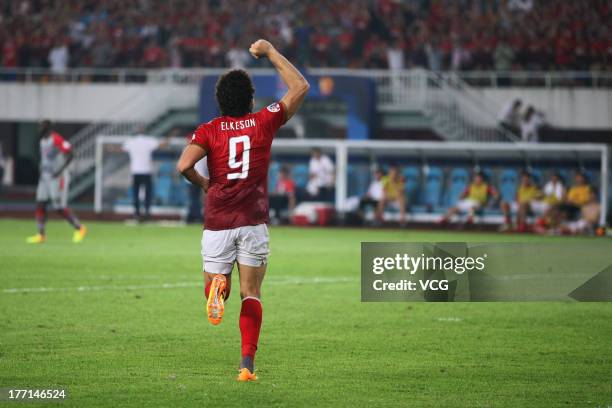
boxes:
[559,172,593,221]
[377,165,406,225]
[566,173,592,206]
[441,172,498,225]
[500,172,544,232]
[562,190,600,234]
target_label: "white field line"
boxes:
[1,276,358,294]
[435,317,463,322]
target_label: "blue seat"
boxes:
[556,169,570,185]
[421,167,443,208]
[530,168,543,185]
[445,168,469,206]
[292,164,309,189]
[582,169,597,185]
[158,161,174,176]
[268,161,280,192]
[170,180,188,206]
[154,175,172,205]
[402,167,420,205]
[480,167,495,184]
[499,168,519,203]
[347,165,370,197]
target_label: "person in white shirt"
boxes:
[542,172,566,204]
[366,170,384,202]
[226,44,251,68]
[48,42,69,75]
[306,148,335,200]
[122,134,168,219]
[498,99,522,135]
[521,106,544,143]
[386,40,404,71]
[358,169,384,220]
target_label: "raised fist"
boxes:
[249,39,274,59]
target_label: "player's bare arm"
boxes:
[177,144,209,192]
[249,39,310,121]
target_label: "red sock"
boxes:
[204,282,211,299]
[239,297,263,359]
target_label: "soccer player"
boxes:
[377,165,406,225]
[176,39,309,382]
[26,120,87,244]
[441,172,498,225]
[500,172,544,232]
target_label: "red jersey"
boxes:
[190,102,286,230]
[276,178,296,194]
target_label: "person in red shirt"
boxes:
[176,39,309,382]
[269,166,297,223]
[26,120,87,244]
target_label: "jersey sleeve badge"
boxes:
[267,102,281,113]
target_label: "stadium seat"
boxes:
[292,164,309,189]
[347,165,370,197]
[268,161,280,192]
[445,168,469,206]
[499,169,519,203]
[421,167,444,210]
[158,161,174,176]
[402,167,420,206]
[154,175,172,205]
[582,169,596,185]
[530,168,543,184]
[480,167,495,184]
[557,169,570,185]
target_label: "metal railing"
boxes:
[2,67,611,88]
[442,71,612,88]
[423,72,519,142]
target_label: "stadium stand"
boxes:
[0,0,610,71]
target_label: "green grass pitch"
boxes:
[0,219,610,407]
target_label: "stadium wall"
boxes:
[0,83,611,129]
[480,88,612,129]
[0,83,197,122]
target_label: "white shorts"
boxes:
[201,224,269,274]
[456,199,481,212]
[36,172,69,209]
[510,200,549,214]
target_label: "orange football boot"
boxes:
[237,368,257,382]
[206,274,226,325]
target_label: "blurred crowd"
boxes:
[1,0,610,71]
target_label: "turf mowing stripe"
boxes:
[1,276,358,294]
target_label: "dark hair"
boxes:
[39,119,52,137]
[215,69,254,117]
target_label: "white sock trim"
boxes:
[242,296,261,303]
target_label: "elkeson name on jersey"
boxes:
[190,102,286,231]
[220,118,257,131]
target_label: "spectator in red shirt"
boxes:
[270,166,296,224]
